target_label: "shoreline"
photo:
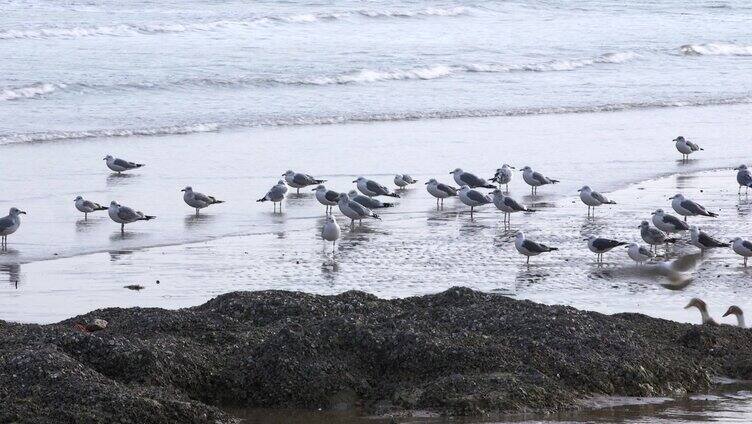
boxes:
[2,287,751,423]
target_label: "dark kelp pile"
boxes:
[2,287,751,423]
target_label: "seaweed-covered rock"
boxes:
[1,287,751,423]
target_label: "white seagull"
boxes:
[627,243,654,265]
[104,155,144,174]
[354,177,400,198]
[108,201,155,234]
[425,179,458,207]
[257,180,287,212]
[394,174,417,188]
[578,186,616,217]
[491,164,514,192]
[674,136,702,161]
[458,185,492,216]
[515,232,557,265]
[74,196,107,220]
[337,192,380,225]
[520,166,558,196]
[182,186,223,215]
[314,185,340,215]
[491,189,535,224]
[283,170,325,194]
[651,209,690,235]
[670,194,718,221]
[450,168,495,189]
[0,207,26,250]
[731,237,752,267]
[321,215,341,254]
[735,164,752,195]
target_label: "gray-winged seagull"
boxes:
[515,232,557,265]
[108,201,155,234]
[670,194,718,221]
[74,196,107,220]
[283,170,325,194]
[521,166,558,196]
[182,186,224,215]
[104,155,144,174]
[0,207,26,250]
[450,168,495,189]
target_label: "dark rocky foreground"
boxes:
[2,287,752,423]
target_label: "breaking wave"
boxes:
[680,42,752,56]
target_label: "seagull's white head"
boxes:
[520,166,532,172]
[353,176,366,183]
[669,193,684,200]
[283,170,294,177]
[337,192,349,201]
[689,225,699,234]
[638,220,650,229]
[491,189,503,196]
[731,237,743,243]
[578,185,591,192]
[74,196,83,202]
[674,136,685,142]
[181,186,192,193]
[652,208,665,215]
[325,215,335,223]
[9,207,26,216]
[314,184,326,191]
[110,201,119,207]
[502,164,514,169]
[276,179,285,186]
[394,174,402,179]
[425,178,437,185]
[450,168,462,175]
[736,164,748,170]
[103,155,113,161]
[348,190,358,197]
[515,231,525,240]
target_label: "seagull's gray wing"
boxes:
[193,192,214,203]
[680,200,707,215]
[113,158,138,168]
[662,214,689,230]
[738,171,752,187]
[324,190,340,202]
[82,200,100,209]
[365,180,387,195]
[523,239,553,253]
[354,195,380,208]
[592,238,624,250]
[293,173,317,186]
[402,175,416,183]
[117,206,141,221]
[466,190,489,203]
[437,183,457,196]
[347,200,371,217]
[0,216,13,231]
[649,228,666,240]
[743,241,752,251]
[687,141,701,151]
[638,246,653,257]
[591,192,610,203]
[532,171,549,185]
[460,172,483,187]
[699,232,727,247]
[503,197,526,211]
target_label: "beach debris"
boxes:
[124,284,145,291]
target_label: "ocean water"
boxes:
[1,0,752,143]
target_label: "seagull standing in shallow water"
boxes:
[670,194,718,222]
[75,196,107,220]
[0,207,26,250]
[257,180,287,213]
[651,209,690,235]
[321,215,341,254]
[108,201,155,234]
[689,226,729,253]
[578,186,615,217]
[585,236,627,263]
[735,165,752,195]
[515,232,557,265]
[450,168,495,189]
[425,179,457,207]
[639,221,676,253]
[491,164,514,192]
[491,189,535,225]
[520,166,558,196]
[394,174,417,189]
[731,237,752,267]
[182,186,223,216]
[314,185,340,215]
[458,185,492,216]
[347,190,394,209]
[337,192,380,226]
[283,170,325,194]
[627,243,654,265]
[674,136,702,161]
[104,155,144,174]
[354,177,400,198]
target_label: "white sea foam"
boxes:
[680,42,752,56]
[0,83,62,101]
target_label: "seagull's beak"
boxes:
[424,181,429,185]
[651,211,656,215]
[181,189,186,192]
[637,225,641,228]
[734,167,740,170]
[19,211,26,215]
[311,188,316,191]
[352,180,357,183]
[510,166,516,169]
[582,238,589,241]
[577,189,581,192]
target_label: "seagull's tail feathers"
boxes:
[545,246,558,252]
[372,213,381,220]
[549,179,560,184]
[705,211,718,218]
[95,206,108,211]
[482,184,496,189]
[380,202,395,208]
[386,193,400,198]
[134,163,145,168]
[665,237,678,244]
[606,200,617,205]
[315,179,326,184]
[256,196,268,202]
[140,215,156,221]
[212,199,225,204]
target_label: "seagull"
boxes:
[74,196,107,220]
[627,243,654,265]
[0,207,26,250]
[321,215,341,254]
[651,209,690,235]
[685,298,717,325]
[182,186,223,216]
[458,185,492,216]
[585,236,627,263]
[354,177,400,198]
[313,185,340,214]
[735,164,752,194]
[450,168,495,189]
[491,189,535,224]
[394,174,417,189]
[347,190,394,209]
[107,201,155,234]
[689,226,729,252]
[520,166,558,196]
[670,194,718,221]
[723,306,746,328]
[515,232,557,265]
[425,179,458,207]
[103,155,144,174]
[337,192,380,225]
[578,186,616,217]
[674,136,702,161]
[491,164,514,192]
[283,170,325,194]
[731,237,752,267]
[639,221,676,252]
[257,180,287,212]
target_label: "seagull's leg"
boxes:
[505,183,509,193]
[526,256,530,265]
[296,188,300,194]
[121,223,125,234]
[85,212,88,221]
[196,208,200,216]
[332,241,336,254]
